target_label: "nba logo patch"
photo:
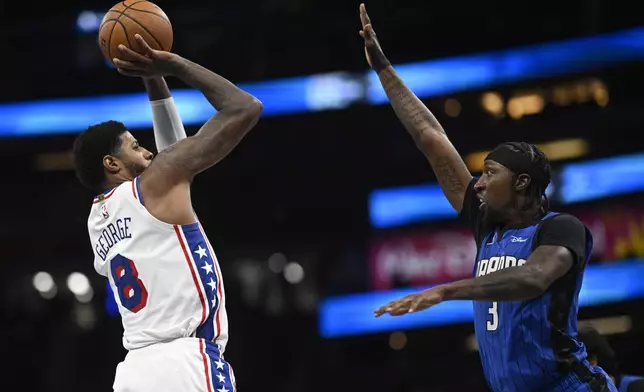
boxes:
[101,204,110,219]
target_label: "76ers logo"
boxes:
[101,204,110,219]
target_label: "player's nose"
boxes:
[474,178,486,192]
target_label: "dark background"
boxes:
[1,0,643,391]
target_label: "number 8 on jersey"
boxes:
[110,254,148,313]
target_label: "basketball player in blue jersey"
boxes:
[73,35,262,391]
[578,326,644,392]
[359,4,617,391]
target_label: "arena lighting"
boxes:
[481,79,609,119]
[67,272,94,303]
[318,258,644,338]
[283,262,305,284]
[2,26,644,136]
[268,253,288,273]
[76,11,104,33]
[369,150,644,229]
[33,271,57,300]
[481,92,505,117]
[506,93,545,119]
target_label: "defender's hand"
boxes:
[358,3,388,70]
[113,34,180,78]
[374,287,445,317]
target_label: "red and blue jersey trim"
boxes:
[199,339,236,392]
[93,187,117,204]
[174,222,224,343]
[132,176,144,206]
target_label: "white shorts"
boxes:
[113,338,236,392]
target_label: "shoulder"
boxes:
[538,213,587,238]
[541,212,585,229]
[535,212,589,264]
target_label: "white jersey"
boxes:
[87,176,229,352]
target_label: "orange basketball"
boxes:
[98,1,173,65]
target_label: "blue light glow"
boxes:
[319,259,644,338]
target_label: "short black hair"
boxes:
[501,141,551,211]
[73,120,128,193]
[577,326,619,376]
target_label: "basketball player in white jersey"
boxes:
[72,34,263,392]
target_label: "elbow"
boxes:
[239,98,263,127]
[235,97,263,122]
[246,98,263,119]
[226,98,262,127]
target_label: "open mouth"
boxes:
[478,195,487,210]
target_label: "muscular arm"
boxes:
[439,214,587,301]
[143,77,188,152]
[139,56,262,223]
[440,245,574,301]
[152,57,263,175]
[376,67,472,212]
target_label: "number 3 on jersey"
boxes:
[110,254,148,313]
[487,301,499,331]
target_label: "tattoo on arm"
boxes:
[377,67,471,210]
[434,158,466,194]
[378,68,446,142]
[153,108,260,178]
[441,245,575,302]
[442,266,546,302]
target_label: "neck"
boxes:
[500,202,543,229]
[102,175,130,194]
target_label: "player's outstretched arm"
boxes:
[358,4,472,213]
[113,35,262,224]
[438,245,573,301]
[375,245,573,316]
[143,77,188,152]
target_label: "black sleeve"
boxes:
[627,379,644,392]
[458,178,485,241]
[535,214,588,265]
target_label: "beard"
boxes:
[481,203,506,228]
[124,160,147,178]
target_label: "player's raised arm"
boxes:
[113,35,262,223]
[143,77,188,152]
[358,4,472,212]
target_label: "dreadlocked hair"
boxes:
[502,142,552,214]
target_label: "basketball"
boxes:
[98,1,173,65]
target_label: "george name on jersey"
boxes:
[95,217,132,261]
[476,255,527,277]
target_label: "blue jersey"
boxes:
[473,211,611,391]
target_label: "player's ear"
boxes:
[103,155,121,174]
[515,174,531,191]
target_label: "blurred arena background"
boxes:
[1,0,644,390]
